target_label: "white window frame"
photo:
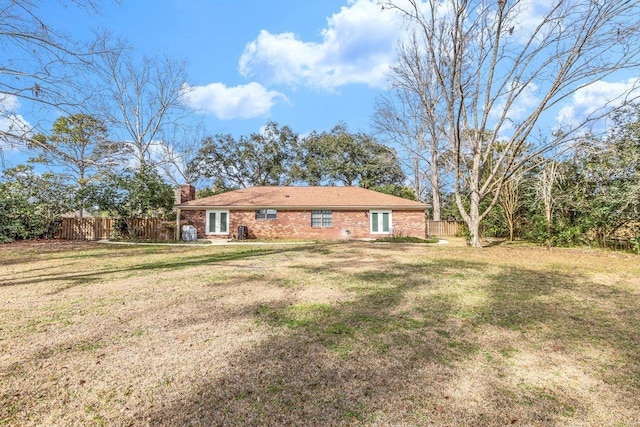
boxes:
[370,210,392,234]
[255,209,277,220]
[206,210,230,235]
[311,210,333,228]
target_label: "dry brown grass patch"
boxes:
[1,240,639,426]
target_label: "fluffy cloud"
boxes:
[557,78,640,127]
[182,82,287,120]
[239,0,403,90]
[0,94,31,148]
[491,82,540,121]
[0,94,20,112]
[487,81,541,137]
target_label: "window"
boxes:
[311,210,333,227]
[370,210,392,234]
[255,209,277,220]
[206,210,229,234]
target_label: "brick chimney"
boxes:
[176,184,196,204]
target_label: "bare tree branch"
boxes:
[90,44,193,170]
[374,33,449,218]
[1,1,117,151]
[380,0,640,246]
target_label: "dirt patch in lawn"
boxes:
[1,240,639,426]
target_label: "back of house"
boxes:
[174,186,428,240]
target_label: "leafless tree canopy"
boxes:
[92,47,192,169]
[499,170,524,241]
[374,33,449,219]
[380,0,640,246]
[537,159,563,248]
[154,123,205,187]
[0,0,112,148]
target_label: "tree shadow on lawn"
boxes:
[137,258,640,426]
[0,239,97,258]
[0,277,291,425]
[0,244,337,291]
[483,267,640,391]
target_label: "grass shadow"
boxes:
[140,257,557,426]
[480,267,640,391]
[4,243,639,426]
[139,255,640,425]
[1,243,338,292]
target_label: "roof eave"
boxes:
[175,204,428,211]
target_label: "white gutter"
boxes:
[175,205,428,211]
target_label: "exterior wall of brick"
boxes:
[181,209,425,240]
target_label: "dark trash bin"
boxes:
[237,226,248,240]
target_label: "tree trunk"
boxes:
[457,183,483,248]
[432,186,441,221]
[508,218,514,242]
[468,217,482,248]
[467,192,482,248]
[430,153,441,221]
[78,170,85,219]
[466,137,483,248]
[545,205,552,249]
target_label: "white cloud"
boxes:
[492,82,540,119]
[0,94,32,148]
[507,0,557,44]
[0,94,20,112]
[239,0,403,90]
[557,78,640,127]
[182,82,287,120]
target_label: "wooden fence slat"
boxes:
[57,218,164,241]
[426,220,465,237]
[60,218,463,240]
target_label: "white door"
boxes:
[370,210,392,234]
[206,210,229,235]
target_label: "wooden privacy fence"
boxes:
[426,220,465,237]
[59,218,464,240]
[57,218,167,241]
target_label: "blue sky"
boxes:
[42,0,397,137]
[3,0,413,168]
[3,0,639,171]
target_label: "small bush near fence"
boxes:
[57,218,173,241]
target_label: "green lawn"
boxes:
[1,239,639,426]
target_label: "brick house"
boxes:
[174,186,428,240]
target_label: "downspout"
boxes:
[176,208,181,241]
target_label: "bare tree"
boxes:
[499,170,524,241]
[93,47,192,169]
[537,160,562,248]
[374,34,448,219]
[154,123,205,187]
[381,0,640,247]
[0,1,112,150]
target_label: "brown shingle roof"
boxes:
[175,186,427,210]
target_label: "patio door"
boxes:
[206,210,229,235]
[370,210,392,234]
